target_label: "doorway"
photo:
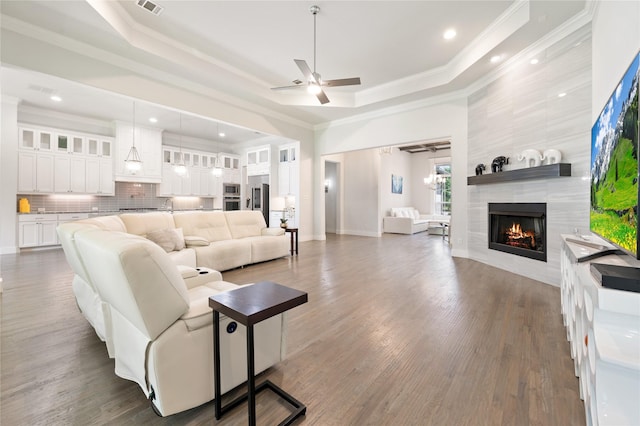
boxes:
[325,161,338,234]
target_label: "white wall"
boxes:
[314,99,468,255]
[0,97,19,253]
[592,1,640,123]
[342,149,381,237]
[379,148,412,219]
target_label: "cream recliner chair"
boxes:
[69,227,285,416]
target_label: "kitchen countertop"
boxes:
[18,208,221,215]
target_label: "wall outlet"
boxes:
[37,207,45,213]
[92,206,99,211]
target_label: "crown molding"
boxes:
[0,14,314,132]
[356,0,530,107]
[317,2,594,132]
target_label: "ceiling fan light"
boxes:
[308,83,321,95]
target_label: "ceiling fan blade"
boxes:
[271,84,304,91]
[316,89,330,105]
[323,77,361,87]
[294,59,314,82]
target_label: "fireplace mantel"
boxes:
[467,163,571,185]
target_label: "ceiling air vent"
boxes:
[137,0,163,16]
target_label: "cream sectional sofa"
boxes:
[383,207,450,235]
[119,210,289,271]
[56,210,290,416]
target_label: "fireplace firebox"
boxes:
[488,203,547,262]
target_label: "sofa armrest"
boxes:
[383,216,415,234]
[177,265,199,279]
[262,227,285,236]
[182,267,223,289]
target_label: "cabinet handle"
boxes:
[584,334,588,347]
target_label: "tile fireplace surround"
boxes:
[466,26,591,286]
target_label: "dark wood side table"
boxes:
[209,281,308,426]
[285,227,298,255]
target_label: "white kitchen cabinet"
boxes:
[85,158,114,195]
[157,164,184,196]
[157,146,223,197]
[18,152,55,193]
[115,122,162,183]
[20,127,53,151]
[87,137,112,158]
[279,145,296,163]
[18,214,58,248]
[247,145,271,176]
[277,143,299,197]
[54,156,86,193]
[19,213,89,248]
[18,125,114,195]
[221,154,240,183]
[188,168,200,195]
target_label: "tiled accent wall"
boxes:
[16,182,214,213]
[467,26,592,286]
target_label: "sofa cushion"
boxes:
[79,215,127,232]
[193,239,252,271]
[247,236,289,263]
[184,236,210,247]
[146,228,185,252]
[224,210,267,239]
[120,212,176,236]
[173,211,232,242]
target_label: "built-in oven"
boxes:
[223,196,241,211]
[223,183,240,196]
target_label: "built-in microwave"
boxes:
[223,183,240,196]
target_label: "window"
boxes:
[434,163,451,215]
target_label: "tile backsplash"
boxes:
[16,182,214,213]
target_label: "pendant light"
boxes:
[124,102,143,172]
[211,155,223,177]
[174,113,187,176]
[211,123,223,176]
[423,146,443,190]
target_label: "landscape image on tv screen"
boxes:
[590,52,639,258]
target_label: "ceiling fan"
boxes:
[271,5,361,105]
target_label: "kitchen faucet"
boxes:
[162,198,174,212]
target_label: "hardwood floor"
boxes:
[1,233,585,425]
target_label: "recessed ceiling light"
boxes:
[149,117,158,123]
[530,58,539,65]
[50,95,62,102]
[558,92,567,98]
[443,29,456,40]
[490,55,502,64]
[218,132,226,138]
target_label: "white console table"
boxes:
[560,235,640,425]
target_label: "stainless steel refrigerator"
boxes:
[247,175,269,226]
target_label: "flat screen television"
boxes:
[590,51,639,260]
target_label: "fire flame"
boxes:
[506,222,536,248]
